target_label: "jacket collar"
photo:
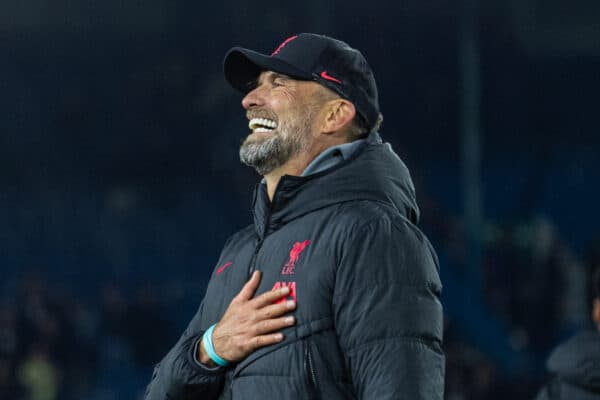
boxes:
[252,132,419,239]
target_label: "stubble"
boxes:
[239,105,317,175]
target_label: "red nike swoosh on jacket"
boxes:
[216,261,233,275]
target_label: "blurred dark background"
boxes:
[1,1,599,399]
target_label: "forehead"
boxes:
[257,70,296,83]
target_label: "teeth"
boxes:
[254,127,272,133]
[248,117,277,130]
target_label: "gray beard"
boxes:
[239,132,302,175]
[239,111,314,175]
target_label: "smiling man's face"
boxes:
[239,71,325,176]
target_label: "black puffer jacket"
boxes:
[535,331,600,400]
[144,133,445,399]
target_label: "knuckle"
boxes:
[262,291,277,300]
[241,340,252,353]
[263,308,274,318]
[275,305,287,315]
[275,317,286,327]
[240,341,250,353]
[263,320,275,332]
[234,337,246,350]
[254,294,268,304]
[251,325,261,336]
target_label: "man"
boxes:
[145,33,444,399]
[534,268,600,399]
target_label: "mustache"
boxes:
[246,109,278,122]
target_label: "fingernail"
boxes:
[286,300,295,308]
[286,316,295,324]
[281,286,290,294]
[276,333,284,341]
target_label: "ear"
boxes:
[593,299,600,331]
[320,99,356,135]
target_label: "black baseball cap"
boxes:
[223,33,380,132]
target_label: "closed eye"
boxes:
[272,78,287,87]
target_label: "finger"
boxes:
[253,315,295,336]
[248,332,285,351]
[236,270,262,301]
[250,286,291,308]
[258,301,297,320]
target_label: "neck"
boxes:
[263,154,312,201]
[262,134,351,201]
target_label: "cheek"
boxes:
[281,90,297,103]
[270,88,297,110]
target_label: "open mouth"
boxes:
[248,117,277,133]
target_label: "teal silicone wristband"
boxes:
[202,324,230,367]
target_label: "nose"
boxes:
[242,85,264,110]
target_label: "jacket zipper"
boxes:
[304,339,320,399]
[247,185,279,277]
[247,237,264,276]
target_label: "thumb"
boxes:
[236,270,261,301]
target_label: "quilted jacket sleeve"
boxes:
[144,300,226,400]
[333,216,445,400]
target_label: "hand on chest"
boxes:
[255,237,323,308]
[210,232,336,325]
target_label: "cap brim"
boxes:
[223,47,313,93]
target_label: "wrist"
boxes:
[198,338,218,368]
[202,324,230,367]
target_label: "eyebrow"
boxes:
[246,72,291,91]
[270,72,290,80]
[258,72,291,85]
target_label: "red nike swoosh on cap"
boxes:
[320,71,342,84]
